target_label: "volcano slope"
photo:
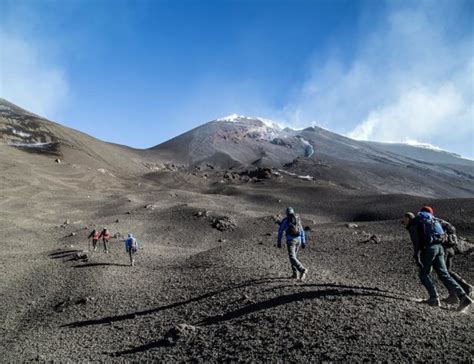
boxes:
[1,155,473,362]
[1,100,473,361]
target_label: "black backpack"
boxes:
[286,214,301,236]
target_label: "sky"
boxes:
[0,0,473,158]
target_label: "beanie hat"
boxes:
[420,206,434,215]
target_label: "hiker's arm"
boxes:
[408,225,423,267]
[300,225,306,246]
[277,220,285,244]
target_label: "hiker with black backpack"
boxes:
[277,207,308,281]
[403,207,472,312]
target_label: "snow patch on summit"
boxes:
[216,114,282,130]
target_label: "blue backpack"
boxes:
[417,212,445,247]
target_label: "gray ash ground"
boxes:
[1,168,473,362]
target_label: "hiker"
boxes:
[402,207,472,311]
[99,227,110,253]
[277,207,308,281]
[422,207,472,303]
[88,229,100,251]
[124,233,139,266]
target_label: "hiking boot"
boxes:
[442,293,459,305]
[131,259,135,267]
[290,272,298,279]
[300,269,308,282]
[421,297,440,307]
[457,295,473,312]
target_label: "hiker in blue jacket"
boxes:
[125,233,139,266]
[403,207,472,312]
[277,207,308,281]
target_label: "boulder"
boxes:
[212,216,237,231]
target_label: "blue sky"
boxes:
[1,0,473,157]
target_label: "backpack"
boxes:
[417,212,445,247]
[442,233,458,249]
[286,214,301,236]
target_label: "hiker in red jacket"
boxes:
[99,227,111,253]
[88,229,100,251]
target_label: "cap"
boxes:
[420,206,434,215]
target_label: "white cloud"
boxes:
[348,82,466,141]
[280,1,474,157]
[0,30,69,118]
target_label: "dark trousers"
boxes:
[92,239,98,249]
[128,247,136,264]
[419,244,465,299]
[444,247,471,294]
[102,239,109,251]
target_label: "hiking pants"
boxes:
[444,247,471,294]
[92,239,98,249]
[102,238,109,252]
[419,244,466,299]
[128,247,136,265]
[287,239,305,274]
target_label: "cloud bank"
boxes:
[0,30,69,119]
[280,1,473,157]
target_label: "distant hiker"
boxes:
[88,229,100,251]
[422,207,472,304]
[125,233,139,266]
[99,227,110,254]
[277,207,308,280]
[403,207,473,312]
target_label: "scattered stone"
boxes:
[346,223,358,229]
[304,226,311,231]
[218,238,227,243]
[164,324,197,344]
[76,296,94,305]
[69,232,76,237]
[64,219,70,225]
[55,158,61,163]
[212,216,237,231]
[71,252,88,261]
[370,234,381,244]
[116,219,120,223]
[54,297,73,312]
[126,211,132,215]
[195,211,204,217]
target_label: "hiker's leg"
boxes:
[287,240,305,273]
[419,246,438,298]
[433,245,465,298]
[444,248,454,271]
[286,241,297,275]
